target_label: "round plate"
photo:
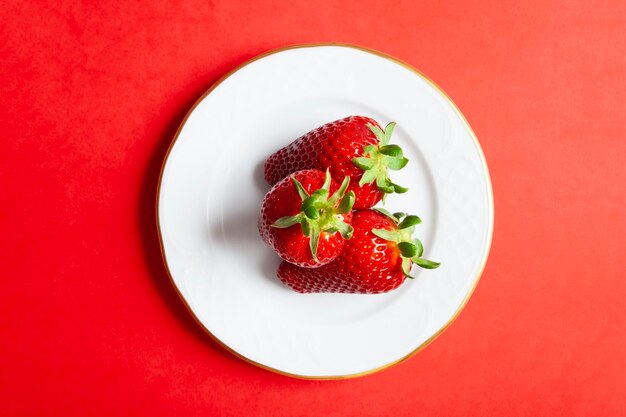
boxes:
[157,44,493,379]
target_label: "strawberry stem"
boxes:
[371,211,440,277]
[352,122,409,196]
[271,170,355,261]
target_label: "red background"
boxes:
[2,1,625,415]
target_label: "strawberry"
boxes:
[276,209,439,293]
[258,169,355,267]
[264,116,409,209]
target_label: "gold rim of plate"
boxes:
[155,43,495,380]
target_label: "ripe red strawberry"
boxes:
[258,169,355,267]
[276,209,439,293]
[264,116,409,209]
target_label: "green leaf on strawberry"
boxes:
[272,170,355,262]
[352,122,409,197]
[372,210,440,278]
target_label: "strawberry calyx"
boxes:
[372,208,440,278]
[352,122,409,199]
[272,170,355,262]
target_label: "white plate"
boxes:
[157,44,493,379]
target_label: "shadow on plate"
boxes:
[207,158,286,290]
[138,87,249,367]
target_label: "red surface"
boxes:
[1,1,625,415]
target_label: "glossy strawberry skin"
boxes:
[258,169,353,268]
[264,116,383,209]
[277,209,410,293]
